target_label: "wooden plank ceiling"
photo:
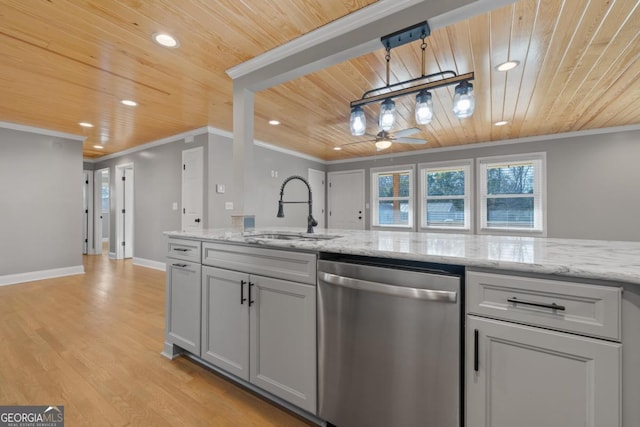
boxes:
[1,0,639,161]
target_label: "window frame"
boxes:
[370,164,415,229]
[418,159,473,232]
[477,152,547,236]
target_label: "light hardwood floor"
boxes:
[0,254,313,426]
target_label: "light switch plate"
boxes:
[216,184,225,193]
[172,202,178,210]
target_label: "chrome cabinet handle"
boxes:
[507,297,566,311]
[319,272,457,302]
[172,263,188,268]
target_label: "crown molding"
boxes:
[0,121,85,141]
[326,124,640,165]
[89,126,210,163]
[206,126,325,164]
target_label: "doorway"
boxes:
[93,168,109,255]
[328,170,365,230]
[182,147,204,232]
[115,163,134,259]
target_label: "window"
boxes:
[478,153,546,234]
[371,165,414,228]
[419,160,472,231]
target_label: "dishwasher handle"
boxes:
[319,272,457,302]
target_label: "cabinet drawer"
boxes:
[167,238,201,262]
[202,242,317,285]
[466,271,621,341]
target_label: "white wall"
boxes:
[0,127,83,277]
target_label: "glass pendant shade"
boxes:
[415,90,434,125]
[452,81,475,118]
[349,106,366,136]
[378,99,396,131]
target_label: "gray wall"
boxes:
[328,129,640,241]
[0,128,83,275]
[94,134,209,263]
[94,131,325,264]
[208,133,326,229]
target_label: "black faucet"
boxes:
[277,175,318,233]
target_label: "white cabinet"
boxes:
[201,267,249,378]
[165,240,202,356]
[466,316,621,427]
[200,252,317,414]
[466,271,622,427]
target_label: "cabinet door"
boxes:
[249,276,317,414]
[201,266,249,380]
[166,260,201,354]
[466,315,621,427]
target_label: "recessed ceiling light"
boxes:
[93,145,104,149]
[333,147,342,151]
[121,99,137,107]
[494,120,509,126]
[496,60,520,72]
[268,120,280,126]
[79,122,94,128]
[152,32,179,48]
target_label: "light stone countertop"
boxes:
[165,227,640,285]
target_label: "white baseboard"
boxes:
[109,252,116,259]
[133,257,166,272]
[0,265,85,287]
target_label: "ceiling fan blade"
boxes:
[392,127,421,138]
[394,137,427,144]
[337,139,374,149]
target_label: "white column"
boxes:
[232,84,255,222]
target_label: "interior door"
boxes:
[182,146,204,232]
[328,170,365,229]
[115,163,134,260]
[308,168,326,229]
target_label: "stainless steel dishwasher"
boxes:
[318,254,463,427]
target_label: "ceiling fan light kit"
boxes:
[347,21,475,149]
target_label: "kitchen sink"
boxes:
[244,232,341,241]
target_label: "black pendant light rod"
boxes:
[350,71,474,108]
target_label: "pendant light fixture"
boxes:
[349,21,475,137]
[415,90,433,125]
[452,81,475,118]
[379,99,396,131]
[349,106,366,136]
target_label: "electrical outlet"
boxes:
[172,202,178,210]
[225,202,233,210]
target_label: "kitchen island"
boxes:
[163,228,640,427]
[166,227,640,285]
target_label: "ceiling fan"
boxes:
[337,127,427,151]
